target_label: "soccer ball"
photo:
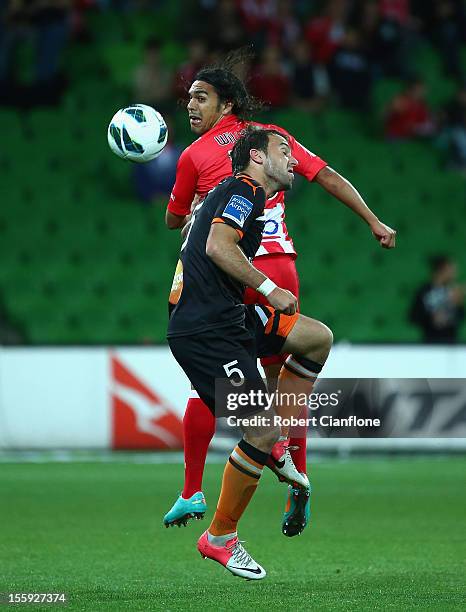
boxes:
[107,104,168,163]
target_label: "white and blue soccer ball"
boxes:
[107,104,168,163]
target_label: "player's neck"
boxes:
[210,112,234,132]
[240,168,277,198]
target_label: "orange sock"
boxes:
[209,439,269,536]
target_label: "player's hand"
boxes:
[180,215,192,241]
[370,220,396,249]
[190,194,200,212]
[267,288,298,315]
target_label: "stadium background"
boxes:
[1,2,465,610]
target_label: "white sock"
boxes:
[207,531,237,547]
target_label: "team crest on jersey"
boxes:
[222,194,253,227]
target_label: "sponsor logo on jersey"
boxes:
[263,219,279,235]
[222,194,253,227]
[214,132,238,146]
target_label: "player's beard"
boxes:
[263,158,293,193]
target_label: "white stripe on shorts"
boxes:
[255,305,269,327]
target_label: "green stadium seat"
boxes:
[2,28,466,344]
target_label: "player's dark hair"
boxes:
[429,254,452,274]
[194,47,263,120]
[145,36,162,51]
[230,126,287,174]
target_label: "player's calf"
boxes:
[242,416,281,455]
[268,316,332,495]
[276,316,333,432]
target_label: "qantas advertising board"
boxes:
[0,345,465,449]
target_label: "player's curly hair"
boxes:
[194,47,263,120]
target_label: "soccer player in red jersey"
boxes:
[163,54,396,535]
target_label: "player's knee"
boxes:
[316,322,333,352]
[301,319,333,354]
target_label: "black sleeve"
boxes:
[409,286,430,328]
[455,304,465,323]
[213,177,265,236]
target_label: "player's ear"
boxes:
[249,148,265,165]
[222,100,234,115]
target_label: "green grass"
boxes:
[1,458,465,611]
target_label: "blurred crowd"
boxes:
[1,2,465,134]
[0,1,465,171]
[134,0,466,175]
[0,0,466,173]
[0,0,465,173]
[136,1,466,111]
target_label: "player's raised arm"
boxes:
[268,126,396,248]
[314,165,397,249]
[165,149,199,229]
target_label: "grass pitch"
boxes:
[1,457,465,611]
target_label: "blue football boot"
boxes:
[163,491,207,528]
[282,482,311,537]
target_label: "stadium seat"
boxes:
[1,25,465,344]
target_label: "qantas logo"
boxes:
[110,354,183,449]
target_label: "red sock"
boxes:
[289,405,308,474]
[289,436,307,474]
[182,394,216,498]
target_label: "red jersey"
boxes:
[167,114,327,258]
[385,95,433,139]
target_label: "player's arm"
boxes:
[206,182,297,314]
[206,224,297,314]
[314,166,397,249]
[166,210,187,229]
[270,125,396,248]
[165,149,198,229]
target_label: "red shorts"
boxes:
[243,253,300,367]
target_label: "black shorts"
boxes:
[168,305,299,417]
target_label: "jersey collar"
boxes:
[206,114,240,135]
